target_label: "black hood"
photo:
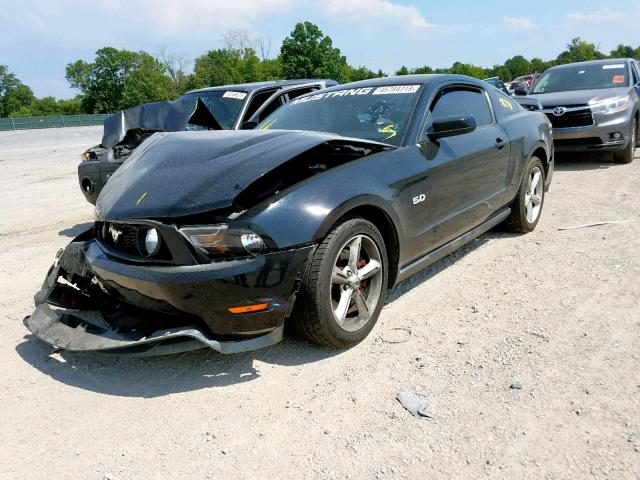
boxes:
[101,97,221,148]
[96,129,389,220]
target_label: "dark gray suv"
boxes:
[521,58,640,163]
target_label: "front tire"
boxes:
[503,156,545,233]
[293,218,388,348]
[613,118,637,164]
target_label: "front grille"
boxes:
[97,222,143,256]
[544,108,594,128]
[554,137,602,147]
[546,104,588,109]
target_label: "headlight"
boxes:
[589,95,631,115]
[143,228,161,257]
[179,224,266,257]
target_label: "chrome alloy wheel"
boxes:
[524,166,543,224]
[330,234,383,332]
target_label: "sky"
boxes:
[1,0,639,99]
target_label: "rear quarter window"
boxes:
[490,92,522,119]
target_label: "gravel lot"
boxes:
[1,127,639,479]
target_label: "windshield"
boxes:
[257,85,423,145]
[532,63,629,94]
[181,90,247,129]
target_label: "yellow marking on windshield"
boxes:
[136,192,148,206]
[379,124,397,140]
[260,118,278,130]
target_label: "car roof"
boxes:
[547,58,632,70]
[317,74,485,92]
[184,79,337,95]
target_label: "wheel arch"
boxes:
[313,199,401,288]
[523,137,551,183]
[531,145,550,179]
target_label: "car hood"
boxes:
[101,97,222,148]
[96,129,390,220]
[526,87,630,108]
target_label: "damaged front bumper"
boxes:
[24,304,284,355]
[24,235,313,355]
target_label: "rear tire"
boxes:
[613,118,636,164]
[292,218,388,348]
[503,156,545,233]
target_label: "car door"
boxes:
[412,85,511,251]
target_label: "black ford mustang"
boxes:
[25,75,554,355]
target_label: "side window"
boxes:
[430,87,493,127]
[254,95,285,123]
[285,86,320,101]
[250,86,324,123]
[242,88,279,121]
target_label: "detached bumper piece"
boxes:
[24,304,283,356]
[24,234,312,355]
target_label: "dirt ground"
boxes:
[0,127,638,479]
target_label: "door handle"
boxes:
[495,138,507,150]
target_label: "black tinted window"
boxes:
[431,88,492,127]
[243,89,278,120]
[287,87,319,100]
[255,96,284,122]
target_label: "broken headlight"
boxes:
[179,225,266,257]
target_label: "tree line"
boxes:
[2,22,640,118]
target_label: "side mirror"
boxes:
[514,83,528,96]
[426,115,477,140]
[240,121,258,130]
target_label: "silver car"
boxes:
[519,59,640,163]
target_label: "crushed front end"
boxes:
[24,224,313,355]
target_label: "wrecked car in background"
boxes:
[78,79,337,204]
[25,74,553,355]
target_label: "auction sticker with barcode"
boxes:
[223,91,247,99]
[373,85,421,95]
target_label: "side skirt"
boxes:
[395,208,511,285]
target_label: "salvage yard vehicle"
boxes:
[483,76,510,96]
[25,75,553,355]
[521,58,640,163]
[78,79,336,204]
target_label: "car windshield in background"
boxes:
[257,85,423,145]
[531,63,629,94]
[182,90,246,129]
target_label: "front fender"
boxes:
[242,166,402,250]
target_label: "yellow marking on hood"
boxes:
[136,192,148,205]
